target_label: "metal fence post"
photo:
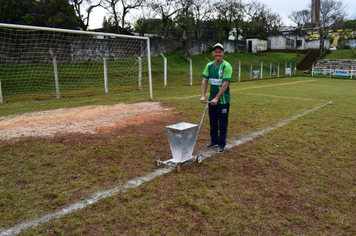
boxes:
[188,58,193,86]
[161,53,167,87]
[250,60,253,80]
[237,59,241,82]
[277,61,280,78]
[49,49,60,98]
[99,52,108,94]
[138,57,142,90]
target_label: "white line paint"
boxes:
[230,80,317,93]
[0,168,172,236]
[235,92,326,101]
[0,99,333,236]
[175,80,317,100]
[225,100,333,150]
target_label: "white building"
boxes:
[268,35,330,50]
[246,38,267,53]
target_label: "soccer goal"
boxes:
[0,23,152,103]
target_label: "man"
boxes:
[200,43,232,153]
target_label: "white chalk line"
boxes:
[225,100,333,150]
[175,79,317,100]
[234,92,327,101]
[0,99,333,236]
[0,168,173,236]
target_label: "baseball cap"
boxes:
[213,43,224,51]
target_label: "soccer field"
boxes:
[1,77,355,235]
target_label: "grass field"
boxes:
[1,76,355,235]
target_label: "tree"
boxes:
[70,0,102,31]
[102,16,109,28]
[288,9,311,29]
[103,0,145,34]
[316,0,348,54]
[211,0,245,42]
[132,1,157,36]
[243,0,282,39]
[24,0,80,29]
[342,19,356,30]
[212,0,235,41]
[174,0,194,55]
[0,0,13,23]
[320,0,347,30]
[151,0,180,39]
[191,0,211,39]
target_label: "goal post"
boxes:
[0,23,153,103]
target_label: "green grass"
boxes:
[323,48,356,59]
[1,77,356,235]
[1,50,356,235]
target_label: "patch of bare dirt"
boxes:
[0,102,177,143]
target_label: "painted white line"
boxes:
[0,99,333,236]
[225,100,333,150]
[230,79,317,93]
[175,80,317,100]
[0,168,172,236]
[235,92,326,101]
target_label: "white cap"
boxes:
[213,43,224,51]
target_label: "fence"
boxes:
[311,59,356,79]
[155,55,299,88]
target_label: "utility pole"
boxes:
[320,10,325,57]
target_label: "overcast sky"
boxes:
[87,0,356,30]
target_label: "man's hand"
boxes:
[210,98,218,105]
[210,81,229,106]
[200,96,206,104]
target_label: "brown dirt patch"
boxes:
[0,102,179,143]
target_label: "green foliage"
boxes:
[1,0,80,29]
[342,19,356,30]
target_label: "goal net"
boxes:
[0,23,152,103]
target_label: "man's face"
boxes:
[212,48,225,61]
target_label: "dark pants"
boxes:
[208,103,230,148]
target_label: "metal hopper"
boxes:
[155,102,209,172]
[165,122,199,163]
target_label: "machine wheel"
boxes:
[196,156,203,164]
[155,157,162,166]
[176,162,182,172]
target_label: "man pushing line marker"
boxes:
[200,43,233,153]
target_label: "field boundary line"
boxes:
[175,79,317,100]
[226,100,333,150]
[0,99,333,236]
[0,168,172,236]
[235,92,327,101]
[230,79,317,93]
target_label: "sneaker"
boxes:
[205,142,218,148]
[217,146,225,153]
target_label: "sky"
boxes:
[86,0,356,30]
